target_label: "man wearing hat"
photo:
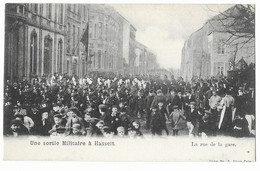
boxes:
[91,120,105,137]
[151,89,166,110]
[49,113,66,136]
[185,102,199,137]
[33,110,52,136]
[150,105,163,136]
[6,119,29,137]
[144,89,155,129]
[109,105,121,135]
[166,89,180,114]
[209,90,221,135]
[99,104,111,128]
[198,109,212,137]
[119,107,130,135]
[218,89,235,135]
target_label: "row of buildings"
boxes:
[5,4,158,83]
[180,5,255,81]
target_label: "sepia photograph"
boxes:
[2,2,256,162]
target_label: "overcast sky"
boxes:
[110,4,233,70]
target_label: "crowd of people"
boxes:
[4,72,255,138]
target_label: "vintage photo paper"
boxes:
[3,3,256,161]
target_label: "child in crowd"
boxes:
[169,105,186,136]
[151,105,163,136]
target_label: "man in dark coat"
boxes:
[151,89,166,109]
[99,104,111,127]
[6,119,29,137]
[185,102,199,137]
[34,111,52,136]
[144,89,155,129]
[150,105,163,136]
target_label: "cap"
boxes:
[111,105,118,109]
[56,127,66,134]
[156,89,162,94]
[120,107,127,113]
[152,105,158,109]
[102,126,111,133]
[190,102,196,106]
[98,104,108,110]
[172,105,179,109]
[72,123,81,129]
[96,120,104,127]
[53,113,63,119]
[204,110,212,115]
[117,126,125,132]
[10,119,23,126]
[69,107,80,116]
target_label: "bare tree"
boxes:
[208,4,255,70]
[228,43,238,70]
[217,4,254,46]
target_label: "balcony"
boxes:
[5,4,26,20]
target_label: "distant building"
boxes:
[134,41,146,74]
[129,25,137,74]
[5,3,66,83]
[84,5,121,74]
[65,4,89,77]
[181,5,255,81]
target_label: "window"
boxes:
[67,23,71,53]
[32,4,38,13]
[76,27,80,54]
[82,59,85,75]
[107,53,110,68]
[105,24,108,40]
[84,6,86,20]
[94,24,98,38]
[217,62,224,75]
[73,4,76,13]
[58,4,63,24]
[73,59,77,75]
[77,27,80,54]
[77,4,80,16]
[104,51,107,69]
[218,40,225,54]
[73,25,75,54]
[109,54,112,69]
[44,35,53,75]
[89,49,92,68]
[67,23,70,38]
[93,52,96,67]
[111,55,113,68]
[214,62,225,76]
[98,50,101,68]
[99,23,102,38]
[46,4,52,19]
[67,60,70,74]
[30,31,37,74]
[57,39,63,73]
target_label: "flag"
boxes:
[80,22,89,62]
[80,23,89,50]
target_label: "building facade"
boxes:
[5,4,158,82]
[181,5,255,81]
[86,5,121,73]
[65,4,89,77]
[5,3,66,83]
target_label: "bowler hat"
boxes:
[10,119,23,126]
